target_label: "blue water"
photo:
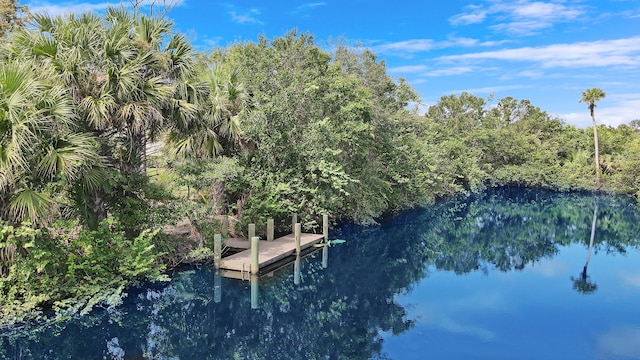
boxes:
[2,187,640,359]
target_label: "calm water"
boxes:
[2,188,640,359]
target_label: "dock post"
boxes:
[251,236,260,274]
[295,223,301,255]
[214,233,222,268]
[323,214,329,243]
[250,273,259,309]
[292,213,297,234]
[248,223,256,241]
[322,245,328,269]
[214,269,221,303]
[267,219,274,241]
[221,215,229,237]
[294,255,301,285]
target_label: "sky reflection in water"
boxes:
[382,244,640,360]
[2,188,640,360]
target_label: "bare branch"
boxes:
[123,0,180,17]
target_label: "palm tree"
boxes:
[166,64,248,159]
[579,88,606,184]
[23,9,199,175]
[164,63,249,213]
[0,59,99,225]
[3,8,200,226]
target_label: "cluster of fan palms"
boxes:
[0,8,249,227]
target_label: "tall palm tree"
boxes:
[164,63,249,213]
[580,88,606,184]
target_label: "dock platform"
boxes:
[219,233,325,273]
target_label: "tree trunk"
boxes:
[88,191,107,229]
[139,133,147,175]
[211,179,225,215]
[591,108,600,184]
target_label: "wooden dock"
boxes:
[219,233,325,273]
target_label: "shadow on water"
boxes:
[2,187,640,359]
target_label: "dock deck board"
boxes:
[219,233,325,273]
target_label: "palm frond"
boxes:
[36,133,101,180]
[135,15,171,51]
[31,33,58,59]
[10,187,55,225]
[79,166,109,192]
[80,93,116,129]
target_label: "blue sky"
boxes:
[24,0,640,128]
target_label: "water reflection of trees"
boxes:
[423,188,640,275]
[2,187,640,359]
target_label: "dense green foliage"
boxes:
[0,219,167,325]
[1,8,639,325]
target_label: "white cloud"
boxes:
[450,4,488,25]
[620,269,640,287]
[202,36,224,49]
[28,1,115,16]
[372,39,435,54]
[407,290,506,342]
[373,36,509,56]
[228,8,263,25]
[505,1,582,20]
[27,0,185,16]
[424,66,476,77]
[508,69,545,79]
[390,64,476,77]
[437,317,497,341]
[597,326,640,360]
[295,2,326,12]
[450,0,586,35]
[448,290,509,312]
[527,259,569,277]
[442,35,511,48]
[491,20,549,35]
[437,37,640,69]
[389,65,430,73]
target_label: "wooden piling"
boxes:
[294,255,301,285]
[248,223,256,241]
[295,223,301,255]
[214,233,222,268]
[323,214,329,242]
[250,273,259,309]
[267,219,274,241]
[221,215,229,237]
[322,245,328,269]
[251,236,260,274]
[292,213,297,234]
[214,269,221,303]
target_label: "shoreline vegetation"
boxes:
[1,7,640,327]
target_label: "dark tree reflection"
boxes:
[571,204,599,295]
[2,187,640,359]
